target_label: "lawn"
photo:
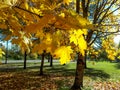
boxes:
[0,61,120,90]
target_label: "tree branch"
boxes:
[88,32,99,46]
[98,0,117,24]
[106,6,120,17]
[14,6,42,18]
[76,0,80,13]
[95,0,108,22]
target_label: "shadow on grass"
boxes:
[0,64,75,76]
[0,63,110,81]
[46,65,110,80]
[45,65,76,76]
[84,68,110,80]
[0,63,40,73]
[0,63,112,90]
[114,62,120,69]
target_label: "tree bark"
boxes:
[71,53,85,90]
[48,54,53,67]
[50,55,53,67]
[76,0,80,13]
[5,41,8,64]
[48,54,50,62]
[40,53,45,75]
[71,0,85,90]
[84,50,87,69]
[24,51,27,69]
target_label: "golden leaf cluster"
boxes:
[0,0,92,64]
[102,37,117,60]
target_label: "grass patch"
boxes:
[86,61,120,81]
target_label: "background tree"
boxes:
[72,0,120,89]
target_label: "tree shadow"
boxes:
[0,63,39,73]
[46,65,110,80]
[0,67,25,73]
[114,62,120,69]
[45,64,76,76]
[84,68,110,80]
[0,63,74,75]
[0,63,110,81]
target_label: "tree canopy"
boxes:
[0,0,92,64]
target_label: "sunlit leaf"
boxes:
[54,46,73,64]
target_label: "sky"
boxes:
[114,35,120,44]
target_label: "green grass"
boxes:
[0,61,120,90]
[86,61,120,81]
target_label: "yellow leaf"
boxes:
[59,13,65,18]
[54,46,73,64]
[69,29,87,56]
[25,2,29,10]
[0,48,5,58]
[63,0,72,5]
[0,24,7,29]
[82,29,87,35]
[78,36,87,56]
[108,55,115,60]
[44,33,52,45]
[118,56,120,59]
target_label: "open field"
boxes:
[0,61,120,90]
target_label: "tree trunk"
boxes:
[50,55,53,67]
[40,53,45,75]
[5,41,8,64]
[71,53,85,90]
[48,54,50,62]
[24,51,27,69]
[71,0,85,90]
[84,50,87,69]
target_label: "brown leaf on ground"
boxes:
[0,71,74,90]
[94,81,120,90]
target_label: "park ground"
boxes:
[0,60,120,90]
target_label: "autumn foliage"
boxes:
[0,0,92,64]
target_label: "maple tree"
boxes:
[0,0,90,84]
[88,35,118,61]
[0,0,120,90]
[0,0,89,60]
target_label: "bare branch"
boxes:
[88,32,99,46]
[14,6,42,18]
[93,0,100,23]
[106,6,120,17]
[95,0,108,22]
[98,0,116,24]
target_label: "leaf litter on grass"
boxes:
[93,81,120,90]
[1,62,120,90]
[0,70,74,90]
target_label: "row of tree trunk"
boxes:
[4,1,86,89]
[23,52,53,75]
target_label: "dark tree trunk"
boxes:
[48,54,50,62]
[84,50,87,69]
[40,53,45,75]
[71,0,85,90]
[50,55,53,67]
[5,41,8,64]
[24,51,27,69]
[71,54,85,90]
